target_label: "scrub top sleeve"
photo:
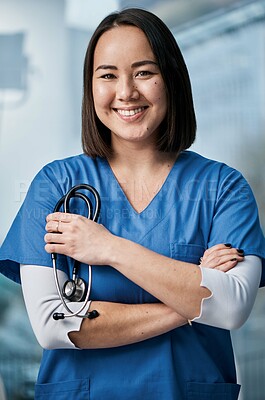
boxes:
[0,164,67,284]
[208,165,265,286]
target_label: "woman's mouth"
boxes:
[114,107,147,117]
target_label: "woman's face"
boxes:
[92,25,167,149]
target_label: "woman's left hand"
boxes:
[44,212,115,265]
[199,243,244,272]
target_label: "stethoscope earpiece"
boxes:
[52,184,101,320]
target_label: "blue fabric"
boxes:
[0,151,264,399]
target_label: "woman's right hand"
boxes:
[199,244,244,272]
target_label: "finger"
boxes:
[208,254,244,268]
[214,259,239,272]
[236,248,244,256]
[201,253,244,268]
[203,243,232,258]
[46,212,73,223]
[44,232,65,244]
[202,248,244,264]
[211,249,243,263]
[44,242,67,255]
[45,219,68,233]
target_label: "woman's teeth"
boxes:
[117,107,145,116]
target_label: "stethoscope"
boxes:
[51,184,100,321]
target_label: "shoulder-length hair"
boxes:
[82,8,196,158]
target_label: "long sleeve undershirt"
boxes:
[20,255,261,349]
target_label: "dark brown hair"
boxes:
[82,8,196,158]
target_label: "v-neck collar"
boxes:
[101,156,179,217]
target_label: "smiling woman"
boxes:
[92,25,168,148]
[82,9,197,158]
[0,7,265,400]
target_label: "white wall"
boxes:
[0,0,82,243]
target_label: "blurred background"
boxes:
[0,0,264,398]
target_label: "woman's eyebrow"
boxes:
[95,64,117,71]
[95,60,158,72]
[131,60,158,68]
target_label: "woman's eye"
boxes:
[101,73,116,80]
[136,70,153,78]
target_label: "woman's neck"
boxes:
[108,140,176,175]
[107,145,178,213]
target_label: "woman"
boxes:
[0,8,265,400]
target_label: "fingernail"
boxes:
[225,243,232,248]
[237,249,244,255]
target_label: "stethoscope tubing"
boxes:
[52,184,101,319]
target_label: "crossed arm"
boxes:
[21,264,187,349]
[20,212,261,350]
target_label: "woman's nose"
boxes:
[116,77,139,101]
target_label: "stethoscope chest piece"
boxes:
[63,277,86,302]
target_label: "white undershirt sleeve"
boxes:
[20,264,86,350]
[192,255,262,329]
[21,256,262,348]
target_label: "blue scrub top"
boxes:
[0,151,265,400]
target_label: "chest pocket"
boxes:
[35,378,89,400]
[170,243,205,264]
[186,382,240,399]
